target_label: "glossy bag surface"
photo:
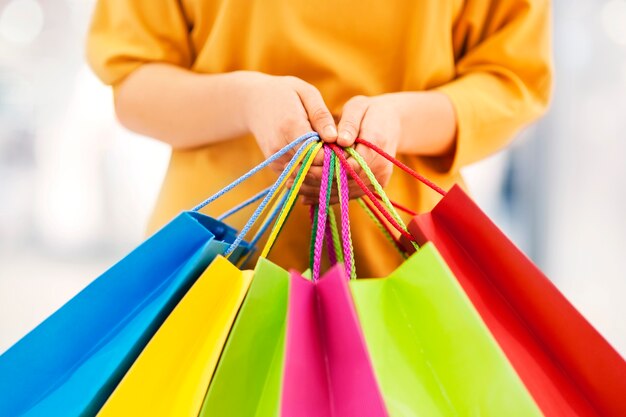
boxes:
[98,255,252,417]
[281,265,387,417]
[408,185,626,417]
[0,212,249,417]
[350,242,542,417]
[199,258,289,417]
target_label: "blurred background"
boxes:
[0,0,625,356]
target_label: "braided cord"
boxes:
[359,197,408,258]
[226,139,317,257]
[192,132,318,212]
[344,147,419,251]
[260,142,323,259]
[312,147,335,281]
[217,186,271,221]
[309,205,320,268]
[336,153,356,279]
[355,137,447,196]
[327,208,344,265]
[236,189,289,269]
[330,144,414,243]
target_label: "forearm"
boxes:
[114,64,258,149]
[388,91,457,157]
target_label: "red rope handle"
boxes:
[329,144,416,242]
[362,197,405,253]
[374,192,417,216]
[355,138,447,196]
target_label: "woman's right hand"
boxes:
[242,72,337,171]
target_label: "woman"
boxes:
[87,0,552,277]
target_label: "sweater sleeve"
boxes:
[433,0,553,172]
[86,0,193,86]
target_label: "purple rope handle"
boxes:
[337,151,353,279]
[312,146,332,281]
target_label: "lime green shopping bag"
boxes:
[329,145,542,416]
[200,142,323,417]
[349,243,542,416]
[199,258,288,417]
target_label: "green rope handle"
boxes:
[357,198,408,259]
[328,208,344,265]
[345,147,419,251]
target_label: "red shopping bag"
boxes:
[409,185,626,417]
[355,138,626,417]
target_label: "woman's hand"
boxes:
[299,94,401,205]
[298,91,457,205]
[243,73,337,171]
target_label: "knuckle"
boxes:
[310,107,332,123]
[340,119,359,134]
[348,95,368,105]
[344,95,369,110]
[308,169,323,181]
[282,75,300,85]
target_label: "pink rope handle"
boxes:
[312,146,332,281]
[309,205,338,266]
[325,219,338,266]
[337,154,354,279]
[329,144,417,242]
[355,138,447,196]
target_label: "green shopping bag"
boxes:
[199,258,288,417]
[350,244,541,416]
[200,141,322,417]
[329,144,542,417]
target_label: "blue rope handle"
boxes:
[217,187,271,221]
[191,131,319,212]
[238,189,289,269]
[224,136,319,256]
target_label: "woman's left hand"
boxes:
[299,94,401,205]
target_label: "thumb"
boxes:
[337,95,369,147]
[293,80,338,142]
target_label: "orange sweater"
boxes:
[87,0,552,277]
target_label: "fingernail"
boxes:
[339,131,351,143]
[323,125,337,138]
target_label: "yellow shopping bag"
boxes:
[98,255,252,417]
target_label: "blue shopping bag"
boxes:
[0,212,250,416]
[0,132,320,417]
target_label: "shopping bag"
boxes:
[282,266,388,417]
[97,255,252,416]
[0,132,320,417]
[281,145,387,417]
[199,258,289,417]
[408,185,626,417]
[0,212,249,417]
[354,137,626,417]
[327,143,541,416]
[97,132,322,417]
[350,243,542,417]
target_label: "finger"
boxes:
[310,149,325,167]
[292,79,338,142]
[301,196,318,206]
[328,195,340,205]
[302,166,323,186]
[298,184,322,199]
[337,95,369,147]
